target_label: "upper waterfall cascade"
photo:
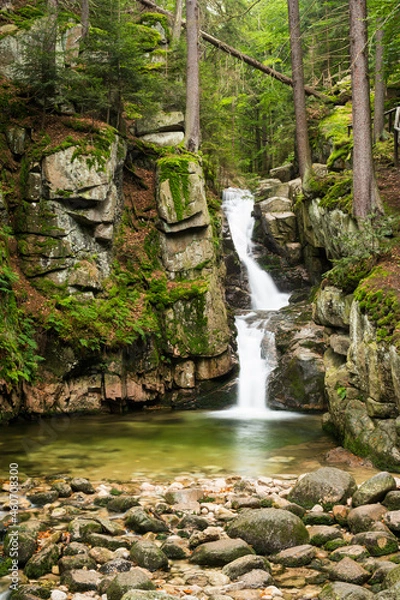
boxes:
[222,187,290,418]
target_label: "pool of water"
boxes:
[0,407,356,482]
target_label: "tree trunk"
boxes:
[184,0,200,152]
[373,24,385,143]
[172,0,183,44]
[349,0,381,219]
[135,0,331,101]
[81,0,90,39]
[287,0,312,182]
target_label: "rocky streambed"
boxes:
[2,467,400,600]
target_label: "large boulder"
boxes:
[226,508,309,555]
[287,467,357,510]
[352,472,397,507]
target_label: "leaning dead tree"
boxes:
[136,0,331,101]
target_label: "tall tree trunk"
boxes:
[373,24,385,143]
[287,0,312,182]
[81,0,90,40]
[172,0,183,44]
[185,0,200,152]
[349,0,381,219]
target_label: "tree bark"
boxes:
[349,0,381,219]
[373,24,385,143]
[185,0,200,152]
[135,0,331,102]
[172,0,183,44]
[287,0,312,182]
[81,0,90,40]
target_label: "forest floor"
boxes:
[376,163,400,213]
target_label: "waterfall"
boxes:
[222,187,290,418]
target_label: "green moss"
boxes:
[354,267,400,346]
[158,154,194,221]
[138,13,171,42]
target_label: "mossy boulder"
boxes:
[24,543,60,578]
[226,508,309,555]
[352,472,397,507]
[288,467,357,510]
[130,540,169,571]
[4,528,36,564]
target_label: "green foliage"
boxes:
[319,172,353,213]
[0,229,42,385]
[324,213,399,292]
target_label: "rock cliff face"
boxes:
[253,166,400,470]
[0,121,233,422]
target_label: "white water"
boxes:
[218,187,292,419]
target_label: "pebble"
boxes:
[3,468,400,600]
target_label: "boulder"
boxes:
[347,504,388,534]
[140,131,184,147]
[24,543,60,578]
[271,544,316,567]
[319,581,374,599]
[221,554,270,580]
[328,557,370,585]
[227,508,309,555]
[351,531,398,556]
[125,508,169,534]
[130,540,169,571]
[288,467,357,510]
[60,569,102,592]
[190,538,255,567]
[136,111,184,136]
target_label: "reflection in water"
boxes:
[0,410,340,481]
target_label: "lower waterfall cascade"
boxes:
[221,187,292,418]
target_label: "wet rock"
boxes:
[352,472,396,507]
[304,511,335,526]
[125,508,169,534]
[271,544,316,567]
[27,490,59,506]
[107,495,140,513]
[106,569,156,600]
[51,481,72,498]
[24,544,61,578]
[319,581,374,599]
[69,519,103,541]
[63,542,88,556]
[99,558,133,574]
[190,538,255,567]
[60,569,102,592]
[88,546,114,564]
[178,514,209,531]
[130,540,169,571]
[160,537,189,559]
[221,554,270,580]
[86,532,131,550]
[287,467,357,510]
[95,517,125,536]
[58,553,97,573]
[70,478,95,494]
[347,504,387,534]
[227,508,309,554]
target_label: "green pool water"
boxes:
[0,408,347,482]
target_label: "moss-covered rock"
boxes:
[227,508,309,555]
[288,467,357,510]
